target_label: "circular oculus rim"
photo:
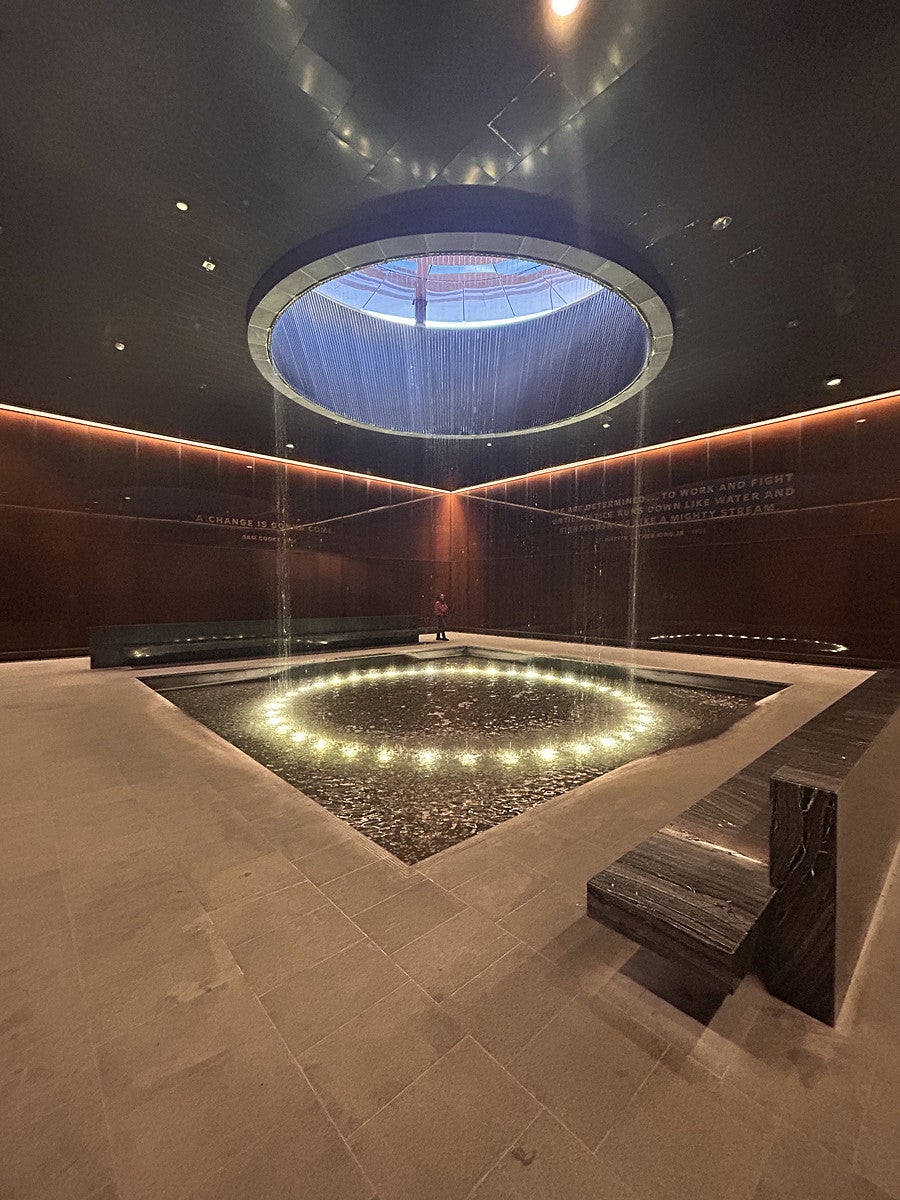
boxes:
[247,232,674,440]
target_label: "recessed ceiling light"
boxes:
[201,259,216,272]
[825,375,842,388]
[175,200,189,212]
[856,417,866,424]
[602,421,611,429]
[786,319,800,329]
[486,441,492,447]
[551,0,580,13]
[114,341,126,351]
[245,463,253,469]
[285,442,295,450]
[123,495,131,500]
[712,215,732,231]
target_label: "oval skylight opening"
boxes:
[250,232,674,440]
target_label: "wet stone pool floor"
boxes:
[153,650,764,863]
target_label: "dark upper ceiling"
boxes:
[1,0,898,488]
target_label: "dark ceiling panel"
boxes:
[0,0,897,488]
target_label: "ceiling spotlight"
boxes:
[201,259,216,272]
[175,200,189,212]
[825,375,842,388]
[114,341,126,351]
[551,0,580,13]
[712,215,732,231]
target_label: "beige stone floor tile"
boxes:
[172,828,275,878]
[441,944,573,1064]
[81,925,241,1044]
[722,997,873,1161]
[541,920,637,997]
[151,805,258,851]
[419,836,515,891]
[295,835,386,884]
[537,835,628,891]
[507,996,666,1150]
[755,1129,893,1200]
[597,1053,777,1200]
[855,1072,900,1199]
[452,861,549,921]
[130,774,225,818]
[53,798,154,858]
[844,962,900,1066]
[600,957,763,1079]
[1,810,59,881]
[105,1021,316,1200]
[221,780,303,824]
[471,1111,636,1200]
[300,979,462,1134]
[353,877,464,954]
[183,1100,373,1200]
[392,906,519,1002]
[230,901,363,994]
[0,930,85,1056]
[210,880,323,948]
[96,977,266,1115]
[61,841,181,906]
[349,1037,539,1200]
[0,1088,114,1200]
[0,869,69,958]
[249,806,349,859]
[322,859,418,917]
[67,870,203,945]
[262,939,408,1055]
[499,881,589,954]
[73,891,215,998]
[184,849,302,909]
[1,1020,98,1128]
[489,816,579,875]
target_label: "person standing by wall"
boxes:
[433,594,449,641]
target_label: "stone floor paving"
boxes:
[1,641,897,1200]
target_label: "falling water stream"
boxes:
[273,389,291,692]
[625,391,648,688]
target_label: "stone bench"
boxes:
[587,670,900,1024]
[89,615,419,668]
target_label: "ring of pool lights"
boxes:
[247,233,673,439]
[260,662,656,770]
[648,633,848,654]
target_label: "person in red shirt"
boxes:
[433,594,449,641]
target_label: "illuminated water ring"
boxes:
[259,662,656,770]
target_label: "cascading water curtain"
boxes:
[273,388,291,687]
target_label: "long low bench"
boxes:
[587,670,900,1024]
[89,615,419,668]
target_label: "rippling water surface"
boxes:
[160,657,758,863]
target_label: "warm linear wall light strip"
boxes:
[0,402,447,494]
[2,391,897,495]
[455,390,900,494]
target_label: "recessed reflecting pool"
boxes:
[150,650,771,863]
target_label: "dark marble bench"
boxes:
[89,615,419,668]
[587,670,900,1024]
